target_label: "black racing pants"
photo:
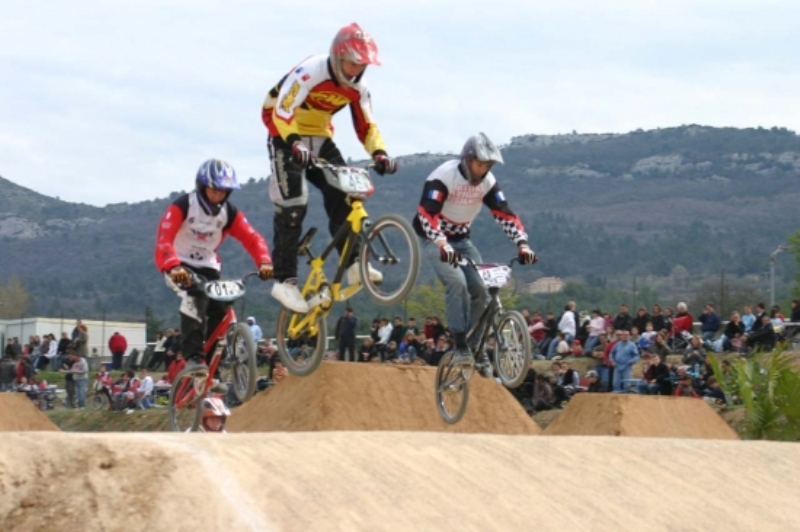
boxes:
[179,265,226,363]
[268,136,353,281]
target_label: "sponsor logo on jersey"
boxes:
[280,81,301,113]
[306,90,350,111]
[495,191,505,202]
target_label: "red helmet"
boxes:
[200,396,230,433]
[330,23,381,65]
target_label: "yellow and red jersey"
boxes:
[262,55,387,156]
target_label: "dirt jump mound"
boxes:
[0,393,59,431]
[543,393,738,439]
[227,362,539,434]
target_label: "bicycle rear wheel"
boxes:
[227,322,257,402]
[88,393,107,411]
[276,308,327,377]
[359,214,420,306]
[169,367,205,432]
[493,310,531,388]
[435,351,470,424]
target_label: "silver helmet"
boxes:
[460,132,504,184]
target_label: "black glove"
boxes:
[292,141,311,168]
[372,153,397,176]
[518,244,537,265]
[439,244,461,267]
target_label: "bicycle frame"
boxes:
[285,198,403,340]
[467,286,504,357]
[172,304,236,410]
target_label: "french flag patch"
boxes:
[428,190,444,202]
[495,191,506,202]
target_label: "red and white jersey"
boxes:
[154,192,271,272]
[413,160,528,245]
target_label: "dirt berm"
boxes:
[227,362,539,434]
[0,393,59,431]
[544,393,739,439]
[2,432,799,531]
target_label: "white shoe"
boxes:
[347,263,383,286]
[271,279,309,314]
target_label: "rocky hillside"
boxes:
[0,125,798,320]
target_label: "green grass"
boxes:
[47,408,171,432]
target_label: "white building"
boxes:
[0,317,146,360]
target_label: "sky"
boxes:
[1,0,799,206]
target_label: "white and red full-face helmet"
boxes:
[200,396,231,433]
[330,23,380,87]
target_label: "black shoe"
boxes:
[476,353,493,378]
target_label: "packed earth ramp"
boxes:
[543,393,740,439]
[0,393,59,431]
[2,432,799,532]
[227,361,540,434]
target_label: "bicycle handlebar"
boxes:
[457,256,520,269]
[179,271,262,290]
[310,157,378,172]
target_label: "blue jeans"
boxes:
[583,336,600,356]
[75,379,88,408]
[595,365,610,389]
[613,365,633,393]
[637,382,660,395]
[547,334,573,359]
[422,238,488,335]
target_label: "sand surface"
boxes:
[544,393,739,439]
[0,393,60,431]
[227,362,539,434]
[1,431,798,532]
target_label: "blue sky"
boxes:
[1,0,798,206]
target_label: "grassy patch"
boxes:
[46,408,171,432]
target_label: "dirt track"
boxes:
[2,431,799,532]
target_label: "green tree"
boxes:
[406,282,447,325]
[789,230,800,299]
[0,277,30,319]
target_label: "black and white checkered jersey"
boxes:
[413,159,528,245]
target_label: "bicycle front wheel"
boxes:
[435,351,470,424]
[276,308,327,377]
[360,214,420,306]
[168,367,206,432]
[493,310,532,388]
[228,322,257,402]
[88,393,107,411]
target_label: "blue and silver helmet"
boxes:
[195,159,239,215]
[195,159,240,191]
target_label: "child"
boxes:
[638,322,656,352]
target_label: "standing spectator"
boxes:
[74,324,89,358]
[71,319,83,342]
[651,304,666,333]
[44,334,58,370]
[4,339,15,360]
[539,311,558,356]
[136,369,155,409]
[613,304,633,332]
[405,317,420,336]
[60,354,75,408]
[389,316,405,346]
[246,317,263,343]
[148,332,168,370]
[609,330,640,392]
[108,331,127,371]
[699,303,721,347]
[377,318,393,347]
[0,354,16,391]
[335,307,358,362]
[166,352,186,384]
[741,305,756,333]
[583,310,605,356]
[11,338,22,358]
[547,304,576,358]
[790,299,800,323]
[68,353,89,409]
[632,307,651,335]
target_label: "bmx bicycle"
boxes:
[275,159,420,376]
[435,257,531,424]
[168,272,260,432]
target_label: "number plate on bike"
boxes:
[477,264,512,288]
[325,167,374,197]
[204,280,246,302]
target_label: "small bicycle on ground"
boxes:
[168,272,259,432]
[276,159,421,376]
[435,257,531,424]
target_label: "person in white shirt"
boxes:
[46,334,59,370]
[583,310,606,356]
[548,304,576,358]
[247,316,263,343]
[136,369,155,410]
[377,318,393,345]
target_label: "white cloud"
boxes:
[0,0,798,205]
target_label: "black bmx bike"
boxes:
[435,257,531,424]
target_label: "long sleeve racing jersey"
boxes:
[154,192,271,273]
[413,160,528,245]
[262,54,386,156]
